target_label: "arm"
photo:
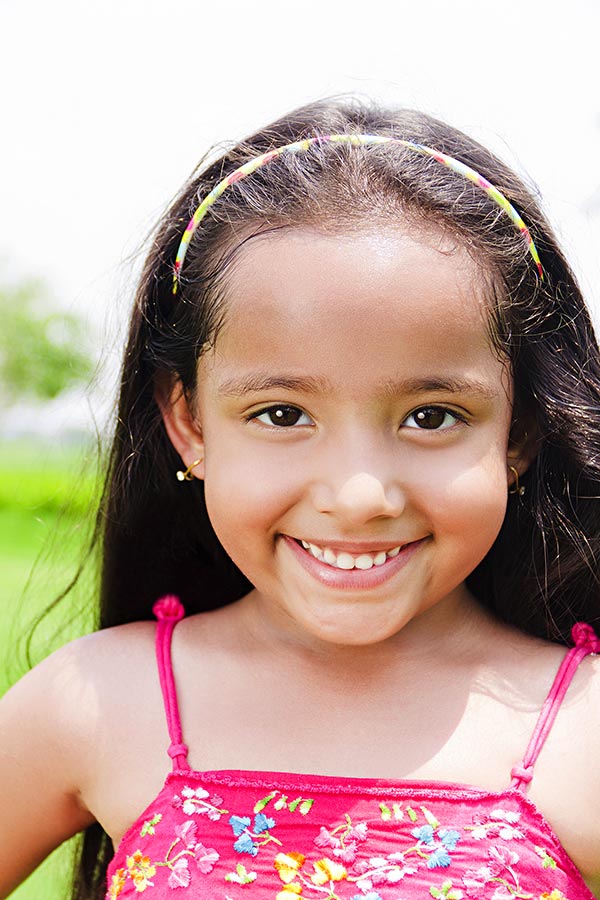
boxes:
[0,646,96,898]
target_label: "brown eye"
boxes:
[405,406,459,430]
[254,405,312,427]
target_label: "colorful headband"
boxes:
[173,133,543,293]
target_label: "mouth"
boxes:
[281,534,427,589]
[295,538,405,571]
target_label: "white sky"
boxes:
[1,0,600,430]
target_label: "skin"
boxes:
[0,225,599,897]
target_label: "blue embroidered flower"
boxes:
[229,815,252,836]
[426,848,451,869]
[411,825,435,844]
[233,833,259,856]
[352,893,383,900]
[439,829,460,850]
[254,813,275,833]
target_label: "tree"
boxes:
[0,277,94,403]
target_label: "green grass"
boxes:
[0,440,98,899]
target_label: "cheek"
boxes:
[202,447,303,546]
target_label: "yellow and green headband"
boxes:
[173,133,543,294]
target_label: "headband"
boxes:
[173,133,543,294]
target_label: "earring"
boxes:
[176,458,203,482]
[508,465,525,496]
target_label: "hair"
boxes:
[73,98,600,898]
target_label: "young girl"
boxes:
[1,99,600,900]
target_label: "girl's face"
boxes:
[169,226,524,648]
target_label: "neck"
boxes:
[237,585,498,678]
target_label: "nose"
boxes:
[315,470,406,525]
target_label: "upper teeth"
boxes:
[300,540,402,570]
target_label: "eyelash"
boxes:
[247,404,467,431]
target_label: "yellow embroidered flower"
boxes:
[311,858,348,885]
[108,868,126,899]
[276,884,303,900]
[126,851,157,892]
[274,852,306,883]
[539,892,568,900]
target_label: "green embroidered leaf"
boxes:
[421,806,440,829]
[379,802,392,821]
[288,797,302,812]
[430,889,441,899]
[140,813,162,837]
[392,803,403,820]
[225,863,257,884]
[254,792,277,813]
[534,846,557,869]
[274,795,288,811]
[406,806,418,823]
[299,799,314,815]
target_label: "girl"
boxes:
[1,99,600,900]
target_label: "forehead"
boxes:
[203,226,507,395]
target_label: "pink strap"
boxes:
[153,595,190,771]
[511,622,599,791]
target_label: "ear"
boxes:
[154,373,205,480]
[507,412,538,484]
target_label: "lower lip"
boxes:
[281,535,427,590]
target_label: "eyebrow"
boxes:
[217,373,499,401]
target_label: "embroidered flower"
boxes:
[467,809,524,841]
[430,880,465,900]
[126,851,156,892]
[275,851,307,883]
[167,857,191,889]
[229,812,281,856]
[311,858,348,885]
[313,816,368,864]
[225,862,258,884]
[108,868,126,899]
[172,786,226,820]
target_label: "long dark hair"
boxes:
[73,98,600,898]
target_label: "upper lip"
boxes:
[285,536,420,553]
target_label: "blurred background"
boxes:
[1,0,599,896]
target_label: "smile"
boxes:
[282,534,426,590]
[297,539,403,571]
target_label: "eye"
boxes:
[251,405,313,427]
[403,406,464,430]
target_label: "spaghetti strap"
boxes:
[153,595,190,772]
[510,622,599,791]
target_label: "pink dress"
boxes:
[106,596,599,899]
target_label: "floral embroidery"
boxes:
[463,846,532,899]
[126,852,157,892]
[534,848,558,870]
[172,786,227,820]
[107,779,584,898]
[430,879,464,899]
[255,791,315,816]
[229,812,282,855]
[466,810,524,842]
[224,863,258,885]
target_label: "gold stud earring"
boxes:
[176,458,203,482]
[508,465,525,496]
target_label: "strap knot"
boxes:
[168,742,189,760]
[571,622,600,653]
[511,764,533,785]
[153,595,185,622]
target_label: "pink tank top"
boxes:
[106,596,599,900]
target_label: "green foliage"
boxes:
[0,441,98,900]
[0,278,94,402]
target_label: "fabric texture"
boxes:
[106,597,597,899]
